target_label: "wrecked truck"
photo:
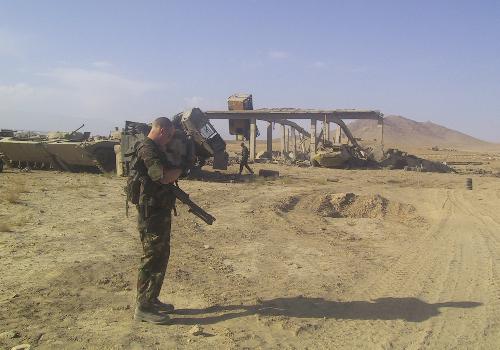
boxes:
[118,108,228,176]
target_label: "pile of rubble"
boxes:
[255,150,311,167]
[251,146,454,173]
[377,148,454,173]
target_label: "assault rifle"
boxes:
[167,183,216,225]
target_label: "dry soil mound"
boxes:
[273,192,420,223]
[273,195,300,212]
[310,193,418,220]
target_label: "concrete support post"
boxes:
[334,125,342,143]
[324,121,330,142]
[114,144,123,176]
[381,120,384,149]
[285,127,290,153]
[249,118,256,161]
[281,124,286,156]
[299,134,305,153]
[292,128,297,156]
[266,122,273,156]
[310,119,317,162]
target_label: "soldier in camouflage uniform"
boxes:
[238,142,254,175]
[134,117,182,324]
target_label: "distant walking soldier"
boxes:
[239,142,254,175]
[131,117,182,324]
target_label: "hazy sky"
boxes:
[0,0,499,141]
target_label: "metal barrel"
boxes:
[466,178,473,190]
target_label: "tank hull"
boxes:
[312,150,351,168]
[0,137,118,172]
[0,138,53,164]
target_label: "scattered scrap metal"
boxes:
[117,108,229,177]
[255,144,454,173]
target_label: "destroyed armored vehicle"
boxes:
[174,107,227,169]
[312,145,353,168]
[0,126,118,172]
[118,108,228,176]
[0,129,15,139]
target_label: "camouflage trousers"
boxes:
[136,205,171,307]
[239,159,254,174]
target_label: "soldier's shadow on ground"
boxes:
[170,296,481,325]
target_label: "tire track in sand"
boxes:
[329,188,500,349]
[445,190,500,348]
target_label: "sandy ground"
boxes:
[1,156,500,349]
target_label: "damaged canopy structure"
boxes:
[206,95,384,163]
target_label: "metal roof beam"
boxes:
[270,119,310,138]
[206,109,383,121]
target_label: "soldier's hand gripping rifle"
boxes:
[166,183,215,225]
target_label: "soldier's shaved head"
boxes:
[148,117,175,147]
[152,117,173,130]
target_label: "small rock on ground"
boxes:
[188,325,204,336]
[11,344,31,350]
[0,330,20,339]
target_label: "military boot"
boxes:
[152,298,175,313]
[134,304,170,324]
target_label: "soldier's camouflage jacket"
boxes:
[136,138,176,210]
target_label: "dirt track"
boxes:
[1,164,500,349]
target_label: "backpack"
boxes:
[125,142,146,212]
[126,171,141,206]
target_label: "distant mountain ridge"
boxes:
[348,115,498,150]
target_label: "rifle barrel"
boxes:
[168,184,216,225]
